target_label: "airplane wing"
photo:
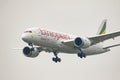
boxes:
[62,31,120,47]
[61,39,75,47]
[89,31,120,45]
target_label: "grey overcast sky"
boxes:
[0,0,120,80]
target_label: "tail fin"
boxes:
[97,19,107,35]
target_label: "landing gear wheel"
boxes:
[58,58,61,62]
[52,51,61,63]
[54,59,58,63]
[52,57,55,61]
[83,53,86,58]
[77,53,82,58]
[77,53,86,58]
[52,57,61,63]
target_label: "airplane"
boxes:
[21,19,120,63]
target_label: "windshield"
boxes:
[24,31,32,33]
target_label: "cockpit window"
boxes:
[24,31,32,33]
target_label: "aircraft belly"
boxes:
[59,46,78,53]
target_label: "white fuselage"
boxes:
[22,27,110,56]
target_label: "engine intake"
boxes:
[74,37,91,48]
[23,47,39,58]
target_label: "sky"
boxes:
[0,0,120,80]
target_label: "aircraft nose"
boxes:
[21,34,29,42]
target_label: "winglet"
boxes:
[97,19,107,35]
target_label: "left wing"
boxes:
[62,31,120,47]
[89,31,120,45]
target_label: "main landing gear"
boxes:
[52,51,61,63]
[77,48,86,58]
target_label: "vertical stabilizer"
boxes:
[97,19,107,35]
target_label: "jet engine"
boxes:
[23,47,40,58]
[74,37,91,48]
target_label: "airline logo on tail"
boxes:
[97,19,107,35]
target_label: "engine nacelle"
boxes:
[23,47,39,58]
[74,37,91,48]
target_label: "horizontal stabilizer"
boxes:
[103,44,120,49]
